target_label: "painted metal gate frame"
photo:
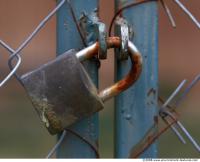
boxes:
[114,0,158,158]
[56,0,99,158]
[56,0,158,158]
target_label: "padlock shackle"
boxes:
[76,36,142,102]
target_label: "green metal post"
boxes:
[56,0,99,158]
[114,0,158,158]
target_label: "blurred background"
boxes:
[0,0,199,158]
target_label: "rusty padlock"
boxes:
[21,37,142,135]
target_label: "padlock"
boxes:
[21,36,142,135]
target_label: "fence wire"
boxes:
[109,0,200,36]
[0,0,199,158]
[0,0,66,87]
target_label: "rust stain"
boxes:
[154,115,159,124]
[45,110,63,135]
[97,37,142,102]
[129,118,177,158]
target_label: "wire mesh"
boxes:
[0,0,199,158]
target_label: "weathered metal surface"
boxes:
[115,17,130,60]
[128,116,180,158]
[97,23,107,59]
[114,0,158,158]
[76,37,143,102]
[56,0,99,158]
[79,10,107,59]
[21,36,142,135]
[21,50,104,134]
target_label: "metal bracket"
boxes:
[115,17,133,60]
[79,9,107,59]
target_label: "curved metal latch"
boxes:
[77,36,142,101]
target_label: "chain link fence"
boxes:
[0,0,199,158]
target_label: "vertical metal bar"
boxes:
[114,0,158,158]
[56,0,99,158]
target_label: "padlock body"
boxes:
[21,50,103,135]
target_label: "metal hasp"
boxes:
[114,0,158,158]
[115,17,132,60]
[21,37,142,135]
[79,10,107,59]
[56,0,99,158]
